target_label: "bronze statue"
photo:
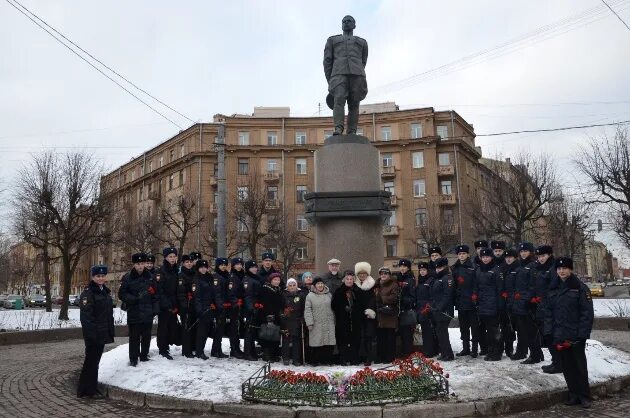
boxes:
[323,15,368,135]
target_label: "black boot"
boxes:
[457,342,471,357]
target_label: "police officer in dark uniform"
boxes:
[241,260,262,361]
[544,257,594,408]
[431,257,455,361]
[396,258,416,358]
[193,259,222,360]
[511,242,541,363]
[145,254,156,275]
[491,240,506,264]
[225,257,245,358]
[155,246,181,360]
[427,245,442,276]
[189,251,202,262]
[415,261,437,357]
[119,253,159,366]
[77,265,114,398]
[259,252,279,285]
[473,240,489,266]
[500,248,518,357]
[176,254,196,358]
[451,244,480,358]
[474,248,504,361]
[211,257,230,358]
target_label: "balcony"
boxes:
[383,225,399,236]
[390,195,398,206]
[264,171,281,182]
[210,176,217,187]
[381,166,395,178]
[148,190,161,201]
[437,165,454,176]
[266,200,280,210]
[439,194,457,205]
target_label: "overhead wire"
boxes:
[601,0,630,31]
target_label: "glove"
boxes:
[501,292,508,299]
[420,303,431,315]
[514,292,521,300]
[147,286,156,295]
[530,296,541,304]
[457,276,465,285]
[237,298,244,307]
[364,308,376,319]
[187,292,193,301]
[556,340,572,351]
[471,293,478,302]
[223,302,232,309]
[254,303,264,310]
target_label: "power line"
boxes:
[476,119,630,137]
[601,0,630,31]
[5,0,186,130]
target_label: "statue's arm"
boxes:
[323,37,333,81]
[362,40,368,68]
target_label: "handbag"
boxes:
[377,305,397,317]
[258,322,281,342]
[413,325,423,346]
[399,308,417,327]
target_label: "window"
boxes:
[268,248,278,256]
[381,126,392,141]
[443,209,455,226]
[238,158,249,175]
[179,169,185,186]
[412,151,424,168]
[137,188,142,202]
[168,174,174,190]
[381,153,393,167]
[386,239,397,257]
[387,211,397,226]
[267,131,278,146]
[438,152,450,166]
[159,156,164,167]
[180,144,185,158]
[170,149,175,162]
[296,185,308,203]
[324,130,333,139]
[237,220,247,232]
[296,158,307,175]
[213,164,218,177]
[237,186,248,200]
[159,178,163,194]
[148,161,153,172]
[296,246,308,260]
[131,171,135,181]
[410,123,423,139]
[437,125,448,139]
[238,131,250,146]
[413,179,426,197]
[441,180,452,195]
[140,164,145,176]
[148,183,153,194]
[267,159,278,173]
[416,240,428,256]
[295,132,307,145]
[297,215,308,231]
[415,208,427,226]
[267,186,278,201]
[356,128,364,135]
[383,181,394,195]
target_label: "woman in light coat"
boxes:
[304,277,336,365]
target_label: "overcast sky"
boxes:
[1,0,629,263]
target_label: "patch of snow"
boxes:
[0,308,132,331]
[98,328,630,404]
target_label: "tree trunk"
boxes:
[42,245,52,313]
[58,256,72,321]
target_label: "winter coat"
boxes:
[354,276,377,338]
[223,271,243,313]
[258,265,279,286]
[451,258,476,311]
[193,272,223,319]
[415,274,434,323]
[176,267,196,314]
[304,286,336,347]
[474,261,504,316]
[397,271,416,311]
[512,257,537,316]
[281,289,305,335]
[322,271,344,295]
[430,269,454,322]
[241,271,261,315]
[533,257,557,320]
[500,260,519,313]
[257,282,285,326]
[80,281,115,345]
[544,274,594,345]
[118,268,159,325]
[331,284,363,345]
[375,276,400,329]
[156,262,179,311]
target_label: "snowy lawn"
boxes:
[98,328,630,404]
[0,308,136,331]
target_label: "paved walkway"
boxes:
[0,331,628,417]
[0,337,217,417]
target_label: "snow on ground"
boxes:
[0,308,133,331]
[98,328,630,404]
[1,298,626,331]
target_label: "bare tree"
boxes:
[0,236,11,292]
[410,200,459,257]
[156,190,203,257]
[575,127,630,249]
[263,213,311,280]
[8,243,37,295]
[14,151,112,320]
[545,192,591,259]
[200,216,242,260]
[478,152,559,243]
[114,208,163,257]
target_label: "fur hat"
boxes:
[231,257,244,266]
[417,261,430,270]
[244,260,257,270]
[162,246,177,257]
[504,248,518,258]
[181,254,192,262]
[555,257,573,269]
[398,258,412,268]
[474,240,489,249]
[435,257,449,268]
[535,245,553,256]
[146,254,156,263]
[480,248,494,258]
[428,246,442,255]
[215,257,228,267]
[312,277,323,286]
[519,242,535,252]
[354,261,371,275]
[91,265,107,276]
[196,259,209,270]
[261,252,275,261]
[132,252,147,264]
[189,251,202,261]
[455,244,469,254]
[491,240,506,250]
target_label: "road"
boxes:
[602,285,630,299]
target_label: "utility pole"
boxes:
[216,124,227,257]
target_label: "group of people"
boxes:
[76,240,594,408]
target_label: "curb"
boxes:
[0,324,157,346]
[100,374,630,416]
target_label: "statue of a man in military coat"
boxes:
[323,15,368,136]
